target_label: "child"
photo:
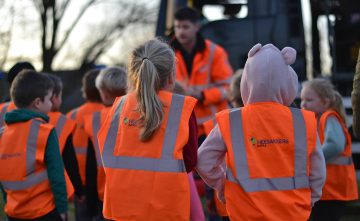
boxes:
[301,78,358,221]
[83,67,127,219]
[0,62,35,128]
[0,70,67,221]
[196,44,326,221]
[66,69,104,221]
[97,39,198,221]
[47,74,85,202]
[201,70,244,221]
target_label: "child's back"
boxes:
[0,70,67,220]
[301,78,358,221]
[197,44,326,221]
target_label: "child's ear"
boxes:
[50,94,56,103]
[33,97,42,109]
[323,97,331,108]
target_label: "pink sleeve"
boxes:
[188,172,206,221]
[196,125,227,202]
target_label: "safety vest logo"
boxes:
[250,137,289,147]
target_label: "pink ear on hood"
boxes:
[248,43,262,57]
[281,47,296,65]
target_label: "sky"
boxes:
[0,0,331,77]
[0,0,158,70]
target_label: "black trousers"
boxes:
[310,200,347,221]
[7,209,62,221]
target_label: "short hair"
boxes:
[95,67,127,97]
[10,70,54,108]
[7,61,35,84]
[82,69,102,102]
[47,74,63,97]
[174,7,200,23]
[229,69,244,107]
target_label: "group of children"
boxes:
[0,38,358,221]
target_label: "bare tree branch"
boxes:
[57,0,96,50]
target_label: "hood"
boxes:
[241,43,298,106]
[4,109,49,125]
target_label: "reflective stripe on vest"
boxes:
[70,108,87,155]
[92,112,103,167]
[188,42,217,93]
[226,107,309,192]
[0,102,10,128]
[102,94,186,173]
[75,147,87,155]
[54,114,67,137]
[328,156,353,165]
[70,109,78,120]
[1,120,48,190]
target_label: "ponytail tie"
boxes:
[142,57,149,62]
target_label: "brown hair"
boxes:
[10,70,54,108]
[47,74,63,97]
[229,69,244,108]
[128,39,175,141]
[82,69,102,102]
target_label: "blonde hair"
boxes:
[303,78,347,124]
[96,67,127,97]
[229,69,243,108]
[128,39,175,141]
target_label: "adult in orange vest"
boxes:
[83,67,127,219]
[67,69,104,221]
[197,44,326,221]
[171,7,233,138]
[47,74,85,202]
[301,78,358,221]
[97,39,198,221]
[0,70,67,221]
[0,62,35,127]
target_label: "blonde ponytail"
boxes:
[129,39,175,141]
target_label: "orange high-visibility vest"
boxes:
[98,91,196,221]
[83,107,110,201]
[0,102,16,128]
[48,111,76,199]
[216,102,317,221]
[318,110,358,201]
[175,40,233,135]
[67,102,104,185]
[0,118,56,219]
[203,119,228,217]
[203,119,216,137]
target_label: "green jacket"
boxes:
[0,109,67,214]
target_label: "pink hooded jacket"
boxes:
[196,43,326,206]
